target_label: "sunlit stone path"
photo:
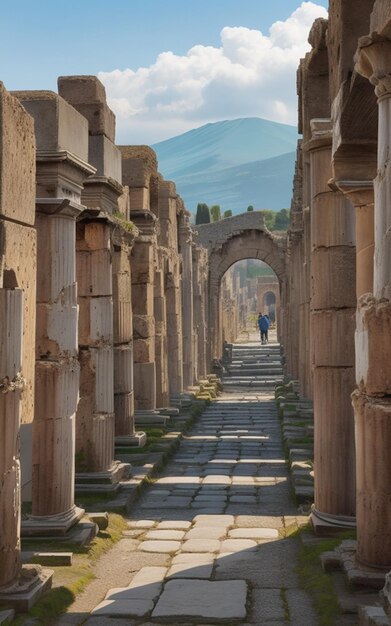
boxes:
[64,342,316,625]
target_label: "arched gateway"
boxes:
[194,212,286,359]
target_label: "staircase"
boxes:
[222,341,284,390]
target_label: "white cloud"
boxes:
[99,2,327,144]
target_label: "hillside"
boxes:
[152,118,298,213]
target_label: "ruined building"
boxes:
[1,0,391,620]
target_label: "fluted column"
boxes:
[166,259,184,395]
[30,200,84,530]
[353,38,391,568]
[307,120,357,530]
[112,229,136,440]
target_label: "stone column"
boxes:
[31,200,84,529]
[179,214,194,389]
[154,256,169,407]
[192,245,208,380]
[352,37,391,568]
[112,226,139,445]
[76,217,128,482]
[166,256,184,396]
[0,289,24,589]
[307,119,357,530]
[14,90,96,533]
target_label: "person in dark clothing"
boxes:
[258,313,270,344]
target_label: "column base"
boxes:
[22,505,85,537]
[135,410,169,427]
[322,540,388,590]
[0,565,53,613]
[75,461,131,494]
[311,508,356,536]
[115,432,147,448]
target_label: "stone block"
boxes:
[78,296,113,346]
[133,337,154,363]
[36,214,76,303]
[15,91,89,161]
[89,135,121,181]
[79,346,114,414]
[128,187,150,210]
[77,249,112,297]
[58,75,115,140]
[0,220,36,423]
[311,193,355,248]
[152,579,247,621]
[114,345,133,394]
[114,392,134,436]
[87,512,109,530]
[0,83,35,225]
[131,261,154,285]
[132,284,154,316]
[133,362,156,410]
[36,292,78,359]
[35,359,79,420]
[133,315,155,340]
[311,309,355,367]
[356,299,391,394]
[113,302,132,345]
[311,246,356,309]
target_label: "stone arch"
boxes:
[194,214,286,359]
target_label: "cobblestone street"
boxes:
[59,343,316,625]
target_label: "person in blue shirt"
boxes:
[258,313,270,344]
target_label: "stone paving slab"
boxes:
[151,579,247,620]
[139,540,182,553]
[228,527,279,539]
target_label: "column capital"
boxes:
[356,37,391,99]
[333,179,374,207]
[303,118,332,152]
[36,197,85,219]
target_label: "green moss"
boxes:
[13,515,128,625]
[280,587,290,621]
[113,211,134,232]
[295,528,356,626]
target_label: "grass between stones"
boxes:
[280,587,290,621]
[294,527,357,626]
[13,514,128,625]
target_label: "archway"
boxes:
[193,213,286,360]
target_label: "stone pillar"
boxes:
[154,255,169,407]
[58,76,140,451]
[76,217,127,481]
[352,36,391,568]
[0,289,24,589]
[32,200,84,528]
[14,90,97,533]
[112,227,137,442]
[0,84,52,600]
[192,245,208,380]
[166,257,184,395]
[307,119,357,530]
[179,213,194,389]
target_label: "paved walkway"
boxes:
[62,341,317,625]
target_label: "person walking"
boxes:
[258,313,270,344]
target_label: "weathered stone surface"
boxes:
[0,83,35,225]
[152,579,247,620]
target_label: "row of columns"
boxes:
[0,76,210,595]
[282,4,391,571]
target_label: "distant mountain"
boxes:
[152,118,298,213]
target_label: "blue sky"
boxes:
[1,1,328,143]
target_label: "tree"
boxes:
[195,202,210,225]
[223,209,233,218]
[210,205,221,222]
[274,208,290,231]
[260,209,276,230]
[247,205,254,212]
